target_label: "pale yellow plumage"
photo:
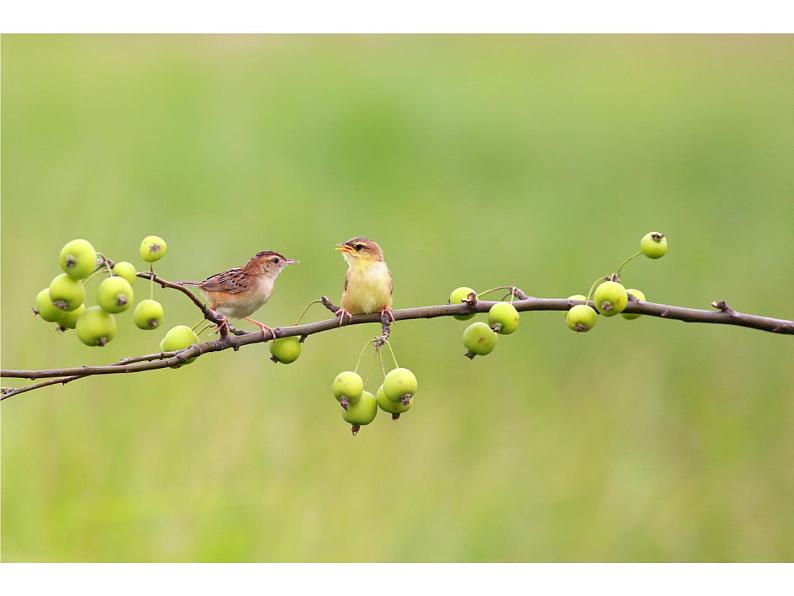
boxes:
[342,259,392,314]
[336,237,393,316]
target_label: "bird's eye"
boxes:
[272,257,280,264]
[354,244,364,252]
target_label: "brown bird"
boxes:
[181,250,297,335]
[335,237,394,324]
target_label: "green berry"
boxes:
[97,276,134,314]
[60,303,86,330]
[640,232,667,259]
[376,384,412,419]
[383,367,418,403]
[593,281,628,317]
[34,289,65,323]
[140,235,168,262]
[622,288,647,320]
[112,261,138,286]
[463,321,498,358]
[449,286,477,320]
[332,371,364,408]
[566,304,597,332]
[133,299,164,330]
[160,325,200,366]
[59,239,97,280]
[270,336,302,364]
[49,273,85,311]
[488,302,520,334]
[566,295,588,318]
[342,390,378,435]
[76,306,117,346]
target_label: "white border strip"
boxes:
[1,563,793,596]
[1,0,793,33]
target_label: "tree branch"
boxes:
[2,292,792,401]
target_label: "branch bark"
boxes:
[2,293,792,401]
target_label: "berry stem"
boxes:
[195,323,214,336]
[363,347,375,388]
[95,252,114,276]
[81,268,105,286]
[353,339,375,374]
[616,250,643,277]
[383,339,400,369]
[376,348,386,378]
[294,299,324,325]
[477,285,516,299]
[585,276,608,303]
[149,264,155,301]
[83,253,113,286]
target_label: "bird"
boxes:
[180,250,298,336]
[335,236,394,325]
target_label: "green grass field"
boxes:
[2,35,793,561]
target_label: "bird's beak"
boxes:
[335,244,353,253]
[283,258,299,265]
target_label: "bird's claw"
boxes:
[244,317,276,339]
[213,317,231,336]
[335,308,353,326]
[380,307,396,324]
[256,324,276,339]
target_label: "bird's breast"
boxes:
[257,276,275,302]
[342,262,392,314]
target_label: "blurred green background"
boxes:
[2,35,793,562]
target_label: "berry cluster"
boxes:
[266,300,419,436]
[33,235,202,363]
[448,286,521,359]
[566,232,667,333]
[331,343,418,436]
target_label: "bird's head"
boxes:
[245,250,298,279]
[335,237,384,266]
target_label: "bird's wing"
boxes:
[344,268,350,292]
[387,266,393,295]
[199,268,248,294]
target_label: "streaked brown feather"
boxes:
[199,267,250,294]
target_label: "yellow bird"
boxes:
[335,236,394,323]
